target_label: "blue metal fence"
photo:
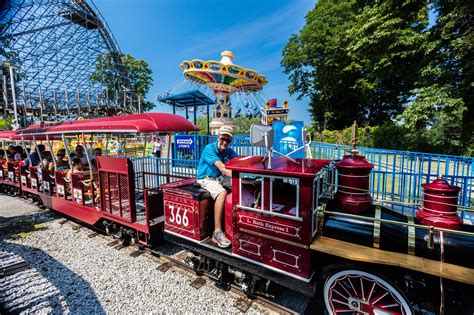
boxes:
[147,134,474,217]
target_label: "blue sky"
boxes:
[93,0,316,124]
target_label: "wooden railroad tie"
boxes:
[190,276,206,289]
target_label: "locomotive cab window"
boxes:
[270,177,299,217]
[239,173,263,209]
[239,173,300,220]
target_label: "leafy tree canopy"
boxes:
[282,0,472,155]
[195,116,260,135]
[90,53,155,112]
[282,0,429,129]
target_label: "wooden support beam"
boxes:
[311,236,474,285]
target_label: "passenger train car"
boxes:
[1,113,473,314]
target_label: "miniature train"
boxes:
[0,113,473,314]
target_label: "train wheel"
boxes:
[323,269,412,315]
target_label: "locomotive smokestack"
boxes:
[416,178,463,230]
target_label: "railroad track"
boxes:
[1,210,302,314]
[104,231,301,314]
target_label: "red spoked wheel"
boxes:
[323,270,412,315]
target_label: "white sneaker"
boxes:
[212,231,231,248]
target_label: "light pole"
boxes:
[3,61,19,130]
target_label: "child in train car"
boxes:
[13,146,25,161]
[90,148,102,170]
[41,151,53,163]
[196,125,238,248]
[7,146,15,156]
[66,158,83,182]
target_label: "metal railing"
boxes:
[143,135,474,217]
[131,157,198,192]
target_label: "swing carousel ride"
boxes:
[179,51,288,134]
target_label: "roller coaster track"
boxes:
[0,0,138,127]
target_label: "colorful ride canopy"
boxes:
[180,51,268,97]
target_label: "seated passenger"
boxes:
[37,158,51,182]
[75,145,89,165]
[90,148,102,170]
[7,146,15,156]
[66,158,83,182]
[196,125,238,248]
[25,144,45,168]
[6,153,14,163]
[50,149,69,172]
[39,158,50,170]
[13,146,25,161]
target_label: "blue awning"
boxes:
[158,90,214,107]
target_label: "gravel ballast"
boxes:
[0,194,309,313]
[0,195,312,314]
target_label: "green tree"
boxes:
[396,1,473,155]
[233,116,261,134]
[195,117,209,135]
[195,116,260,135]
[282,0,430,129]
[346,1,430,125]
[282,0,359,130]
[90,53,155,112]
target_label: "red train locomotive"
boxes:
[1,113,473,314]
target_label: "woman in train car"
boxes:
[49,149,69,172]
[75,145,89,165]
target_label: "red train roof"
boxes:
[0,130,17,140]
[19,113,199,135]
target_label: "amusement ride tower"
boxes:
[180,51,268,134]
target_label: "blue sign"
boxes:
[273,121,304,158]
[176,135,194,149]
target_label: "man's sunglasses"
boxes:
[219,137,232,144]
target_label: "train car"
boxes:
[2,116,473,314]
[17,113,198,245]
[0,130,24,195]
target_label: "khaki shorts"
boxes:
[197,178,226,200]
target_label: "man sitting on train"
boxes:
[25,144,45,168]
[196,125,238,248]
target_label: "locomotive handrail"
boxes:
[373,198,474,213]
[330,182,474,212]
[321,209,474,237]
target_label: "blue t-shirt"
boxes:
[196,141,238,179]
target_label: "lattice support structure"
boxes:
[0,0,138,128]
